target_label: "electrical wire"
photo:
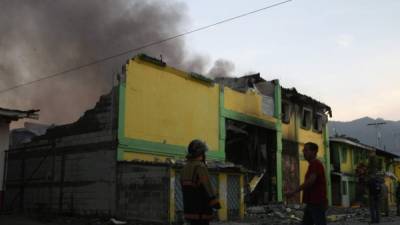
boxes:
[0,0,293,94]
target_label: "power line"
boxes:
[0,0,293,94]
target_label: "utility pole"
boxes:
[394,132,400,149]
[367,122,386,148]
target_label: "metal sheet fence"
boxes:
[174,170,241,221]
[227,175,240,220]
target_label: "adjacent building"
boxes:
[330,136,399,207]
[0,107,38,208]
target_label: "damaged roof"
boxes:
[281,87,332,117]
[0,107,39,121]
[215,73,274,94]
[215,73,332,117]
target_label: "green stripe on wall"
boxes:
[274,80,283,202]
[221,109,276,130]
[323,126,332,206]
[119,137,225,160]
[219,86,226,158]
[117,81,126,161]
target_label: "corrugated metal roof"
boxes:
[330,137,375,151]
[330,136,400,158]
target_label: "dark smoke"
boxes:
[208,59,235,78]
[0,0,235,126]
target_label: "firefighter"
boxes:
[181,140,221,225]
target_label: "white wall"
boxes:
[0,121,10,192]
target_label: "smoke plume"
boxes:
[0,0,236,126]
[208,59,235,78]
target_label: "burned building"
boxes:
[0,107,39,209]
[4,54,332,223]
[216,74,333,205]
[280,87,332,204]
[4,93,118,215]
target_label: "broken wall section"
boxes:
[216,75,278,205]
[4,88,118,216]
[116,162,170,223]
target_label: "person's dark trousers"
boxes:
[189,220,209,225]
[302,204,327,225]
[369,195,380,223]
[382,197,389,216]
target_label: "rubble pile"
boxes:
[325,207,367,223]
[244,203,400,225]
[246,203,303,225]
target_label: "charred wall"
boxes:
[282,140,300,203]
[225,119,277,204]
[116,162,170,223]
[4,89,118,215]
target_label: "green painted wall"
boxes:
[323,126,332,205]
[274,80,283,202]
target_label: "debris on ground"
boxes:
[110,218,128,225]
[244,203,400,225]
[245,203,303,225]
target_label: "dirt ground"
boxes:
[2,213,400,225]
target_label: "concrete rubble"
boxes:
[220,203,400,225]
[244,203,304,225]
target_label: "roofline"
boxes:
[329,137,375,151]
[375,148,400,158]
[330,137,400,158]
[281,87,332,117]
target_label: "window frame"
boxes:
[341,146,348,164]
[281,101,291,124]
[301,107,312,130]
[312,112,324,133]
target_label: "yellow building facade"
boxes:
[280,88,332,204]
[116,54,332,222]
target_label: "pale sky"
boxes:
[183,0,400,121]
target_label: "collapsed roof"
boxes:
[215,73,332,117]
[281,87,332,117]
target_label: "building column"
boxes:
[218,174,228,220]
[273,80,283,202]
[323,125,332,205]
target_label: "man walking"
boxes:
[368,174,382,223]
[285,142,327,225]
[396,181,400,216]
[381,182,389,217]
[181,140,221,225]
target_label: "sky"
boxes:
[182,0,400,121]
[1,0,399,125]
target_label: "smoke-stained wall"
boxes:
[4,91,118,214]
[0,121,10,207]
